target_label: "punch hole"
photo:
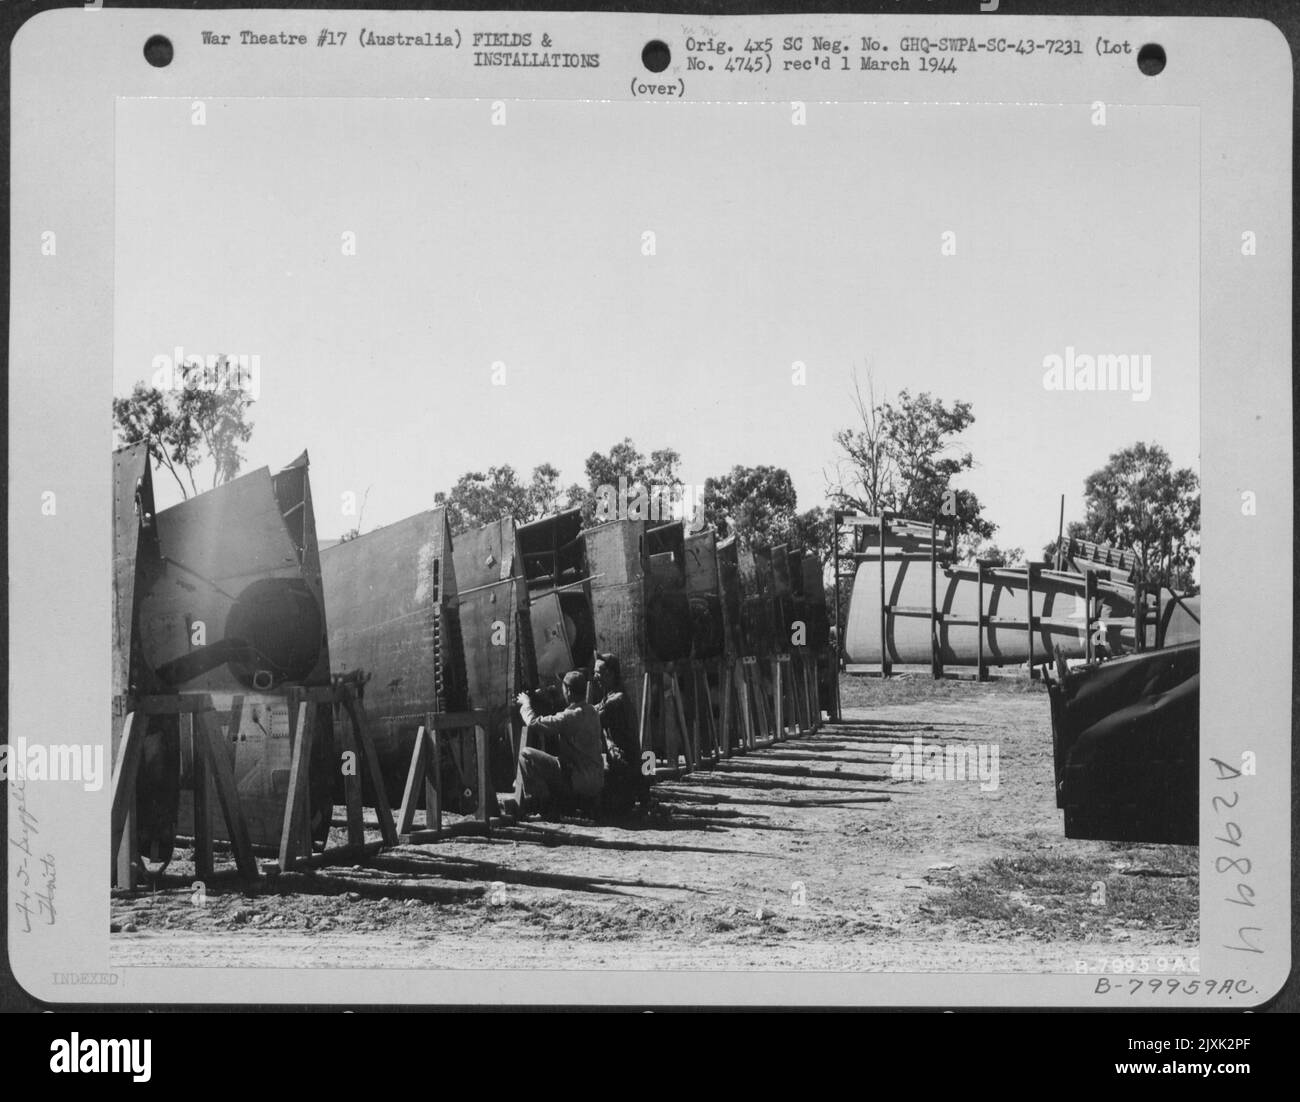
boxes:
[144,35,174,68]
[642,40,671,73]
[1137,43,1165,76]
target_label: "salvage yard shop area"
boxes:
[111,676,1197,972]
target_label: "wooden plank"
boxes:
[197,701,244,883]
[670,674,694,773]
[930,519,941,680]
[344,695,398,846]
[1026,562,1039,679]
[1085,569,1098,662]
[397,723,430,834]
[429,709,492,730]
[879,512,889,678]
[139,695,217,716]
[701,665,720,759]
[195,708,258,879]
[110,711,145,889]
[719,662,733,757]
[638,671,653,757]
[338,705,365,846]
[474,723,490,829]
[689,666,705,763]
[192,706,221,880]
[831,515,842,719]
[428,724,443,832]
[976,561,987,682]
[737,659,755,751]
[277,701,314,871]
[772,658,785,740]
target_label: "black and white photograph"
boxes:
[3,4,1293,1016]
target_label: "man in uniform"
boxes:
[501,670,604,820]
[593,653,648,814]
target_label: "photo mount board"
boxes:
[5,8,1291,1008]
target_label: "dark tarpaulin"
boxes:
[1046,642,1198,845]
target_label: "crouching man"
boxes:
[500,670,604,820]
[593,653,650,814]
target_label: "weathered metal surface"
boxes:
[517,508,595,683]
[113,444,158,699]
[738,544,779,656]
[682,527,726,659]
[840,516,1198,666]
[799,551,832,649]
[771,543,797,652]
[716,536,744,656]
[1045,642,1199,844]
[584,519,648,718]
[845,555,1142,666]
[452,517,537,787]
[1065,536,1136,583]
[1159,593,1201,647]
[320,507,469,806]
[645,522,695,661]
[115,450,336,853]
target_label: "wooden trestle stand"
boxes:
[396,709,492,842]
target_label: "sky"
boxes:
[114,97,1199,551]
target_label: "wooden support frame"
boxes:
[638,664,699,775]
[277,682,398,872]
[397,710,491,841]
[718,660,734,757]
[738,655,770,748]
[691,660,721,763]
[1084,569,1098,663]
[976,560,988,682]
[111,694,259,890]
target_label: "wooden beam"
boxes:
[1026,562,1039,679]
[474,723,490,829]
[638,671,653,758]
[1085,569,1098,662]
[737,659,755,751]
[277,700,314,872]
[110,711,145,889]
[427,724,443,832]
[344,694,398,846]
[930,519,940,680]
[718,662,733,757]
[397,724,431,835]
[338,704,365,847]
[879,512,890,678]
[976,561,987,682]
[195,708,257,879]
[190,712,212,881]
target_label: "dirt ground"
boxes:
[111,674,1198,972]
